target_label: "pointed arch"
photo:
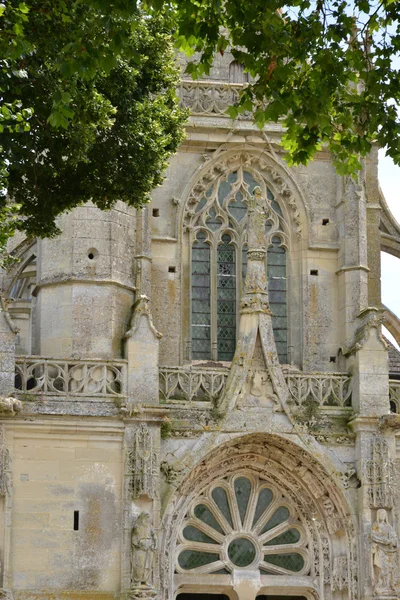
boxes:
[180,147,308,366]
[160,434,357,600]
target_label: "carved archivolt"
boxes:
[160,434,357,600]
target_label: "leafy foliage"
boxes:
[1,1,186,237]
[162,0,400,175]
[2,0,400,241]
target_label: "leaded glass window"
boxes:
[176,472,310,576]
[188,165,289,362]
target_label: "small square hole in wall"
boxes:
[322,218,330,226]
[330,356,336,363]
[152,208,160,217]
[168,266,176,273]
[310,269,319,276]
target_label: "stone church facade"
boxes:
[0,52,400,600]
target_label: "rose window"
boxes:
[176,473,310,576]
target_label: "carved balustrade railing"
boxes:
[14,358,353,408]
[389,380,400,412]
[160,366,353,408]
[159,366,229,404]
[15,356,127,398]
[285,372,352,408]
[178,80,250,117]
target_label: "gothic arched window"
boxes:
[189,168,289,363]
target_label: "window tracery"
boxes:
[176,472,310,576]
[188,166,289,362]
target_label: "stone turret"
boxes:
[34,201,136,358]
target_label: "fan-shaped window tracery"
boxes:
[176,473,310,576]
[188,167,289,362]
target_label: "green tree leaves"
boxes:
[1,1,186,238]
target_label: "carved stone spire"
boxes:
[216,187,291,418]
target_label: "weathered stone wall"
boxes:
[35,202,136,359]
[7,421,123,598]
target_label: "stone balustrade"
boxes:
[15,356,127,398]
[159,365,228,403]
[178,80,249,117]
[13,358,353,408]
[285,371,352,408]
[160,366,353,407]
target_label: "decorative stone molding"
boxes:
[161,460,184,485]
[365,435,396,509]
[0,397,21,416]
[125,295,162,342]
[0,426,11,497]
[332,555,349,591]
[342,307,387,357]
[126,424,158,500]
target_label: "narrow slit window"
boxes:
[74,511,79,531]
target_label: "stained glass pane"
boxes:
[267,238,287,363]
[228,190,247,222]
[228,538,256,567]
[234,477,252,524]
[252,488,274,527]
[196,197,207,213]
[194,504,224,534]
[192,233,211,360]
[243,170,259,193]
[212,487,233,527]
[218,180,231,205]
[264,528,300,546]
[217,234,236,361]
[178,550,220,570]
[263,553,304,572]
[183,526,219,544]
[260,506,290,534]
[206,207,222,231]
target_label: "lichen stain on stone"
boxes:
[65,482,119,590]
[168,278,176,305]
